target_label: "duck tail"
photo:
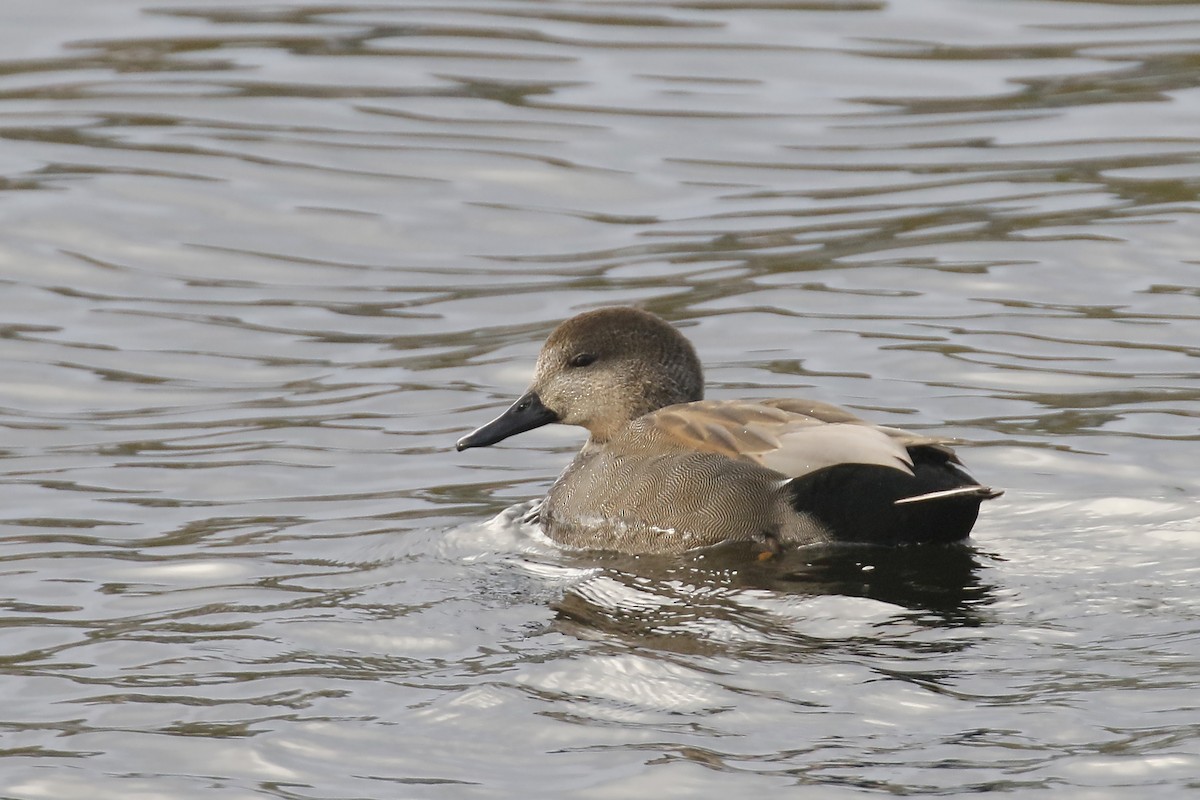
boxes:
[894,485,1003,506]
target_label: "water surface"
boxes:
[1,1,1199,797]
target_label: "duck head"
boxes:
[456,306,704,450]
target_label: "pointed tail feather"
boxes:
[894,485,1003,506]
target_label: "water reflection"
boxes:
[554,541,995,656]
[752,543,993,618]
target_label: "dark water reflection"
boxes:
[564,540,992,624]
[554,543,995,667]
[2,0,1200,797]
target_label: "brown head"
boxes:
[456,307,704,450]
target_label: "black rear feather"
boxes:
[787,446,996,545]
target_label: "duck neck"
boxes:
[583,418,627,446]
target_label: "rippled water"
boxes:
[2,1,1199,797]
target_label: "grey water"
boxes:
[1,0,1198,797]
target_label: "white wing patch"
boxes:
[757,422,915,479]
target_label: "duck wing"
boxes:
[640,399,925,479]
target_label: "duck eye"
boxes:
[568,352,597,368]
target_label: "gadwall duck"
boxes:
[457,307,1000,556]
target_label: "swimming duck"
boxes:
[457,306,999,556]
